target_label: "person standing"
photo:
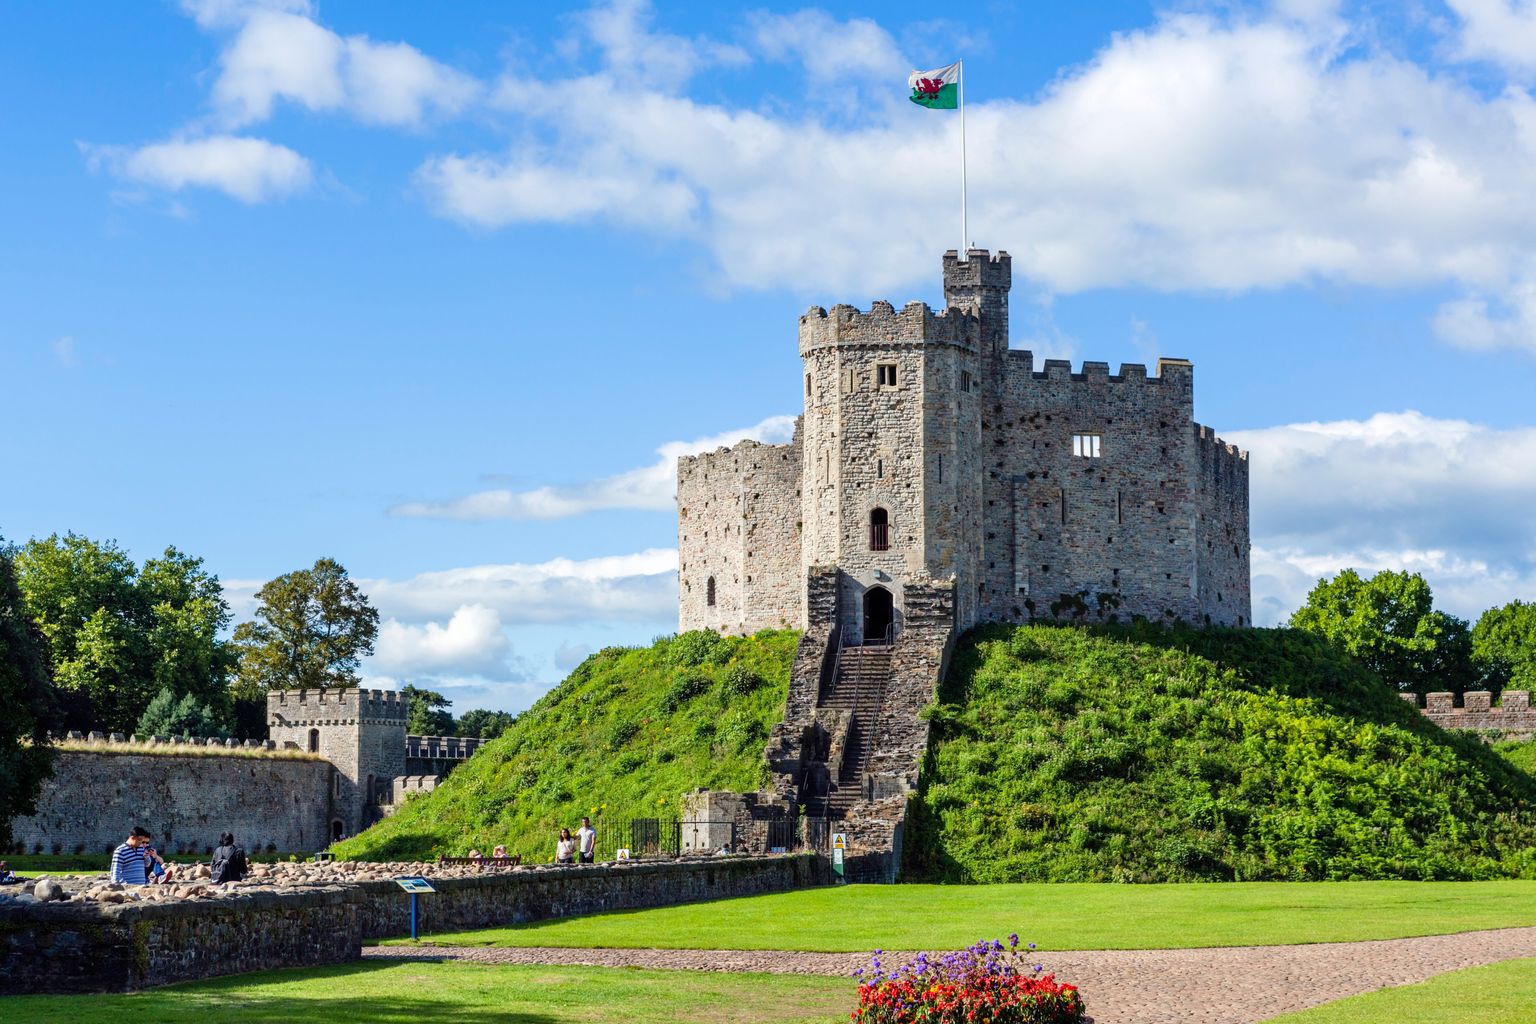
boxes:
[577,816,597,864]
[209,832,249,883]
[555,827,577,864]
[110,827,151,885]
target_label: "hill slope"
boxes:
[905,624,1536,882]
[335,630,798,862]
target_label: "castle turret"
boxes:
[267,688,407,841]
[943,249,1011,355]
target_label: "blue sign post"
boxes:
[394,877,436,940]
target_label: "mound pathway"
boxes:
[365,925,1536,1023]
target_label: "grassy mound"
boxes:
[905,624,1536,883]
[334,630,798,863]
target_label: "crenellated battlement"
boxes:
[405,734,486,760]
[798,299,979,353]
[51,731,285,754]
[677,435,797,477]
[1012,354,1194,388]
[1407,691,1536,741]
[266,687,409,725]
[942,248,1012,290]
[1197,423,1249,461]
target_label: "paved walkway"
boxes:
[364,926,1536,1024]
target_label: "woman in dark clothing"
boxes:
[209,832,249,883]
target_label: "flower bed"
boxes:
[851,936,1085,1024]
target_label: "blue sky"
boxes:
[4,0,1536,713]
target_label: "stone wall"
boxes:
[0,856,829,995]
[1195,425,1253,626]
[1407,691,1536,741]
[268,688,408,838]
[677,433,804,635]
[10,749,334,856]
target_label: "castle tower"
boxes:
[267,688,407,842]
[796,250,1010,641]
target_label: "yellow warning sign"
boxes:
[832,833,847,850]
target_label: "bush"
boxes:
[724,663,766,696]
[659,673,713,714]
[668,630,733,668]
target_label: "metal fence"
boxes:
[531,815,832,863]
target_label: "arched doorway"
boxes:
[863,586,894,645]
[308,728,320,753]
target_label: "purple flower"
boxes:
[1008,933,1019,948]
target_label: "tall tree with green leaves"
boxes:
[402,684,455,735]
[1289,568,1476,694]
[456,708,515,738]
[1472,600,1536,691]
[0,540,58,849]
[13,534,234,733]
[232,558,380,691]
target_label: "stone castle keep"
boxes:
[679,248,1251,640]
[677,248,1253,880]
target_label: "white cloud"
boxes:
[370,603,515,678]
[51,336,79,368]
[409,7,1536,352]
[179,0,311,31]
[211,10,477,127]
[360,548,679,625]
[1447,0,1536,76]
[1230,411,1536,623]
[87,135,312,202]
[571,0,748,85]
[392,414,795,520]
[749,10,905,83]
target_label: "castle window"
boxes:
[937,453,943,484]
[806,373,812,397]
[1072,433,1102,458]
[877,458,884,479]
[876,363,898,388]
[869,507,890,551]
[960,370,973,393]
[706,576,717,607]
[308,728,320,754]
[1117,490,1124,524]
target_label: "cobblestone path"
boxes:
[364,925,1536,1023]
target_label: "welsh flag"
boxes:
[909,61,959,109]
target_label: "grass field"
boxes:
[2,961,854,1024]
[1265,957,1536,1023]
[394,880,1536,951]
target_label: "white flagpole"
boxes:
[959,60,968,259]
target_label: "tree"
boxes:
[1472,600,1536,691]
[0,540,58,850]
[402,684,455,736]
[456,708,515,738]
[232,558,379,691]
[139,548,236,720]
[1289,569,1476,694]
[136,686,228,738]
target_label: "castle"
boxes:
[678,249,1251,641]
[10,689,484,856]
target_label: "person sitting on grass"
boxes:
[555,828,577,864]
[110,826,152,886]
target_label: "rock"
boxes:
[33,879,64,902]
[194,864,212,879]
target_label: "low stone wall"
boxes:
[10,749,336,856]
[1405,691,1536,741]
[0,885,360,995]
[1,855,829,994]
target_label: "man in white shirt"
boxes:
[577,816,597,864]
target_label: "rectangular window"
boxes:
[960,370,973,393]
[877,458,884,479]
[843,368,855,394]
[1116,489,1124,524]
[1060,489,1067,525]
[876,363,898,387]
[1072,433,1102,458]
[806,373,812,397]
[937,453,943,484]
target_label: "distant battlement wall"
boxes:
[1004,353,1195,390]
[267,687,408,725]
[48,731,298,755]
[1406,691,1536,740]
[798,301,980,353]
[405,735,486,760]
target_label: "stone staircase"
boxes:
[810,645,893,819]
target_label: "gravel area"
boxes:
[364,925,1536,1024]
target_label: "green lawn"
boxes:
[5,961,854,1024]
[394,880,1536,951]
[1265,957,1536,1023]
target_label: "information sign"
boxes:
[832,833,847,850]
[394,877,436,893]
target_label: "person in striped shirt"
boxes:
[110,827,152,885]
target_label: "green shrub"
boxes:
[724,664,766,696]
[660,672,713,714]
[668,630,734,668]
